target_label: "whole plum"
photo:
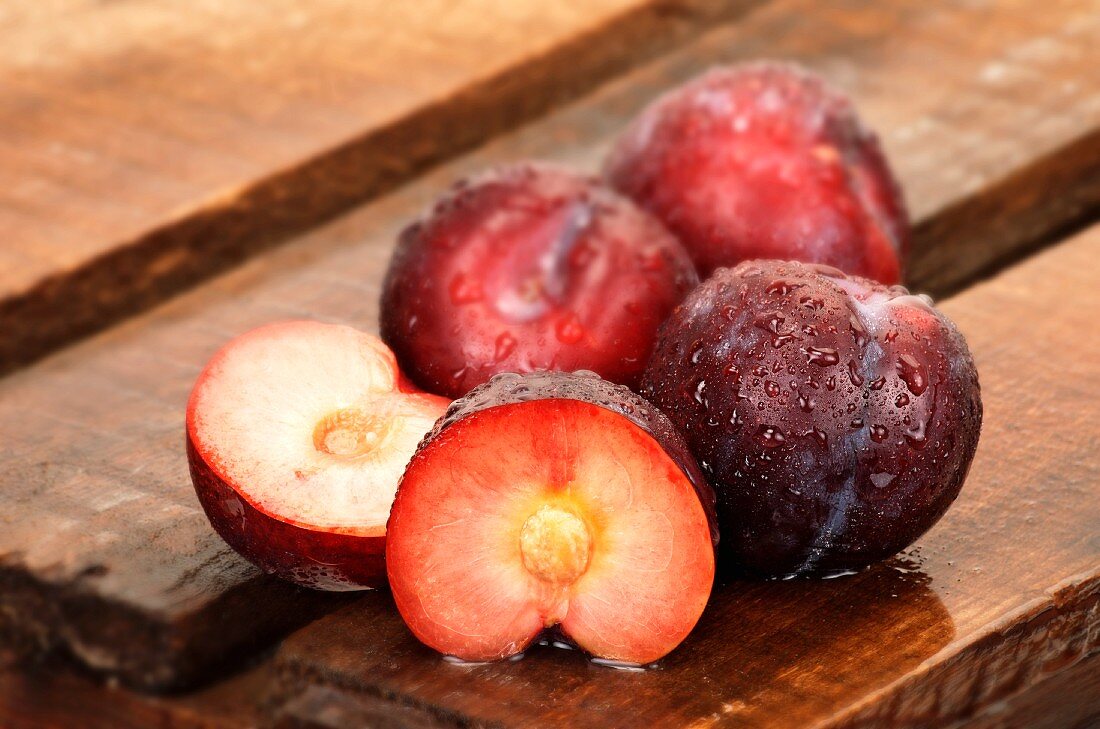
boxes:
[642,260,981,577]
[605,63,909,283]
[381,163,698,398]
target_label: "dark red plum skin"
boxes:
[380,163,698,398]
[186,434,385,590]
[605,62,910,283]
[408,370,719,546]
[641,260,981,577]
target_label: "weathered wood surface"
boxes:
[0,0,753,375]
[0,660,268,729]
[1,0,1099,693]
[271,224,1100,728]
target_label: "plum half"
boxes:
[642,261,982,577]
[380,163,698,398]
[605,62,910,283]
[386,371,717,664]
[186,321,449,590]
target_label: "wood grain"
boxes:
[0,660,268,729]
[269,223,1100,728]
[0,0,755,375]
[2,0,1099,692]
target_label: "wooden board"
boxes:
[0,0,753,375]
[270,223,1100,728]
[2,0,1099,692]
[0,661,268,729]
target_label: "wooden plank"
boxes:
[270,223,1100,728]
[2,0,1099,692]
[0,660,269,729]
[0,0,754,376]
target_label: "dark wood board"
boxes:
[0,0,756,375]
[1,0,1099,693]
[0,660,268,729]
[271,223,1100,728]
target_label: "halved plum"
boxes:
[186,320,449,590]
[380,163,698,398]
[605,62,909,282]
[386,371,717,664]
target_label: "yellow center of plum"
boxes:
[312,408,384,458]
[519,504,592,585]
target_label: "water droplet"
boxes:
[870,472,896,488]
[755,425,786,449]
[449,273,484,304]
[869,424,889,442]
[849,315,869,348]
[869,376,887,390]
[810,428,828,446]
[728,409,744,429]
[897,354,929,395]
[826,376,836,391]
[494,333,516,362]
[765,380,781,398]
[905,420,928,449]
[767,280,801,297]
[895,393,910,407]
[847,360,865,386]
[805,347,839,366]
[850,418,864,429]
[690,340,705,364]
[753,365,768,377]
[555,313,585,344]
[693,379,708,406]
[800,295,825,311]
[798,394,815,412]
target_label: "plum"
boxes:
[380,163,698,398]
[186,321,449,590]
[641,260,981,577]
[605,62,910,283]
[386,371,717,664]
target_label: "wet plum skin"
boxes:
[605,62,910,283]
[641,260,982,577]
[380,163,699,398]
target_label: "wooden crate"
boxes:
[0,0,1097,726]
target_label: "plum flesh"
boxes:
[642,261,981,577]
[386,371,717,664]
[380,163,698,398]
[186,321,448,590]
[605,62,909,283]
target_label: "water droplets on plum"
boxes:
[756,425,786,449]
[805,346,839,366]
[897,354,929,395]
